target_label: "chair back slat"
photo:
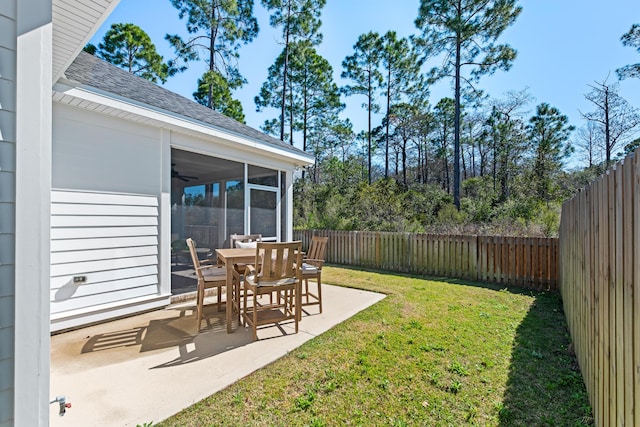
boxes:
[308,236,328,261]
[186,238,204,280]
[255,241,301,282]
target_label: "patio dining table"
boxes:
[215,247,256,333]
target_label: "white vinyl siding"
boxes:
[50,190,161,331]
[0,1,16,425]
[53,105,162,196]
[51,105,173,330]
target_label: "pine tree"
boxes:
[193,70,245,122]
[166,0,258,118]
[92,23,175,84]
[256,41,342,178]
[617,23,640,80]
[261,0,326,141]
[341,32,384,184]
[527,103,574,202]
[415,0,522,209]
[380,32,424,179]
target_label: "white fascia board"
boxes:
[52,81,315,166]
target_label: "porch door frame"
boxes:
[222,177,243,246]
[246,182,281,241]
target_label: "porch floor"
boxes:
[50,284,385,426]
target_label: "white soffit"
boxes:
[52,0,120,82]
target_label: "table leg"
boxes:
[226,261,233,333]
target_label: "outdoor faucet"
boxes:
[50,395,72,416]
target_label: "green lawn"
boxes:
[158,266,592,427]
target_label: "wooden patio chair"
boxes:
[300,236,328,314]
[171,239,189,264]
[186,238,226,331]
[229,233,262,274]
[230,233,263,249]
[242,241,303,341]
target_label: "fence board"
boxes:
[608,169,618,427]
[623,160,634,426]
[615,166,625,424]
[588,184,599,424]
[634,153,640,427]
[635,153,640,427]
[500,238,504,284]
[594,180,604,427]
[597,175,615,425]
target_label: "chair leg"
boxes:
[304,278,310,304]
[236,281,241,323]
[252,291,258,341]
[295,281,300,332]
[238,285,245,323]
[196,282,203,331]
[317,273,322,313]
[243,286,249,328]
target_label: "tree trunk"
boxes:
[367,70,372,184]
[444,152,450,193]
[207,5,218,110]
[302,81,308,181]
[385,64,391,179]
[492,129,497,192]
[453,21,461,209]
[280,2,292,142]
[461,143,468,180]
[416,142,423,183]
[480,150,486,177]
[289,78,294,145]
[402,139,407,188]
[470,135,476,177]
[425,143,429,184]
[395,150,399,177]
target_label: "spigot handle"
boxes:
[50,395,71,417]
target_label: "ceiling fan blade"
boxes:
[171,163,198,182]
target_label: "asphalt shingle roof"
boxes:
[64,51,309,159]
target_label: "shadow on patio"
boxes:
[77,304,255,369]
[50,284,385,427]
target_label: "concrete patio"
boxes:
[50,284,385,426]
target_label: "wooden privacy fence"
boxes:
[294,230,558,291]
[559,150,640,427]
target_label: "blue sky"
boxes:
[90,0,640,166]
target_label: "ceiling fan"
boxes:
[171,163,198,182]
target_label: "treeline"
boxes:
[292,85,639,236]
[293,97,604,237]
[86,1,640,235]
